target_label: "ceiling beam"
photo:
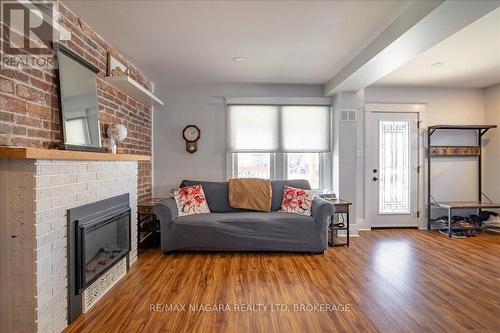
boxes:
[324,0,500,96]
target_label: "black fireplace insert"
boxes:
[68,194,131,323]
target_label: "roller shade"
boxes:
[227,105,279,152]
[281,106,330,152]
[227,104,331,153]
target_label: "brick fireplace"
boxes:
[0,2,157,331]
[0,155,141,333]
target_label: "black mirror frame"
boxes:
[54,42,106,152]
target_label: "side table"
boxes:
[137,197,166,249]
[325,199,352,247]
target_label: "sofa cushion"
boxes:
[271,179,311,211]
[174,211,313,226]
[280,185,316,216]
[173,185,210,217]
[180,180,245,213]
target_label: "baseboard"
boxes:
[350,222,359,236]
[357,218,371,231]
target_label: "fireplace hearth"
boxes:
[68,194,131,323]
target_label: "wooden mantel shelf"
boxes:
[0,147,151,161]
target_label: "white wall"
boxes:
[484,84,500,203]
[153,82,494,225]
[363,86,486,222]
[153,83,324,197]
[332,91,364,234]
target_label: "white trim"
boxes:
[364,103,427,229]
[225,97,331,106]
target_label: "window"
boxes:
[378,121,410,214]
[227,103,331,190]
[236,153,271,179]
[287,153,320,189]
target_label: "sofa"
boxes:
[154,179,335,253]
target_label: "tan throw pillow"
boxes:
[280,186,316,216]
[228,178,272,212]
[173,185,211,217]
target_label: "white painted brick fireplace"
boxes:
[0,159,138,333]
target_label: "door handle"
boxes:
[373,177,378,181]
[373,169,378,173]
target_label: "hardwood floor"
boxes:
[64,230,500,333]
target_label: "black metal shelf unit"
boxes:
[427,125,497,235]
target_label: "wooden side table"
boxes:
[137,198,166,249]
[325,199,352,247]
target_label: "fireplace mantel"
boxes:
[0,147,150,161]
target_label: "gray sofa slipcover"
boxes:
[154,180,335,253]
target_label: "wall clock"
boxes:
[182,125,200,153]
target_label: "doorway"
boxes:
[367,112,419,227]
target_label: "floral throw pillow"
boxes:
[280,186,316,216]
[173,185,210,217]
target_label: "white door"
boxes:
[368,112,419,227]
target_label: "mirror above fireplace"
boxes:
[55,43,104,151]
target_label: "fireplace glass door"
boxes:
[79,209,130,287]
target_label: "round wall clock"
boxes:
[182,125,200,153]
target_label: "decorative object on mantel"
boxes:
[182,125,201,153]
[107,52,129,77]
[107,124,128,154]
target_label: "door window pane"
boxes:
[379,121,410,214]
[237,153,271,179]
[287,153,320,189]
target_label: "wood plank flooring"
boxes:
[64,230,500,333]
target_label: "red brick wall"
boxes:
[0,2,152,200]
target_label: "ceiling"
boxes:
[375,7,500,89]
[63,0,410,86]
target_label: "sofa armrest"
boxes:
[311,196,335,249]
[153,198,177,251]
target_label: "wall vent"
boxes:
[339,110,357,122]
